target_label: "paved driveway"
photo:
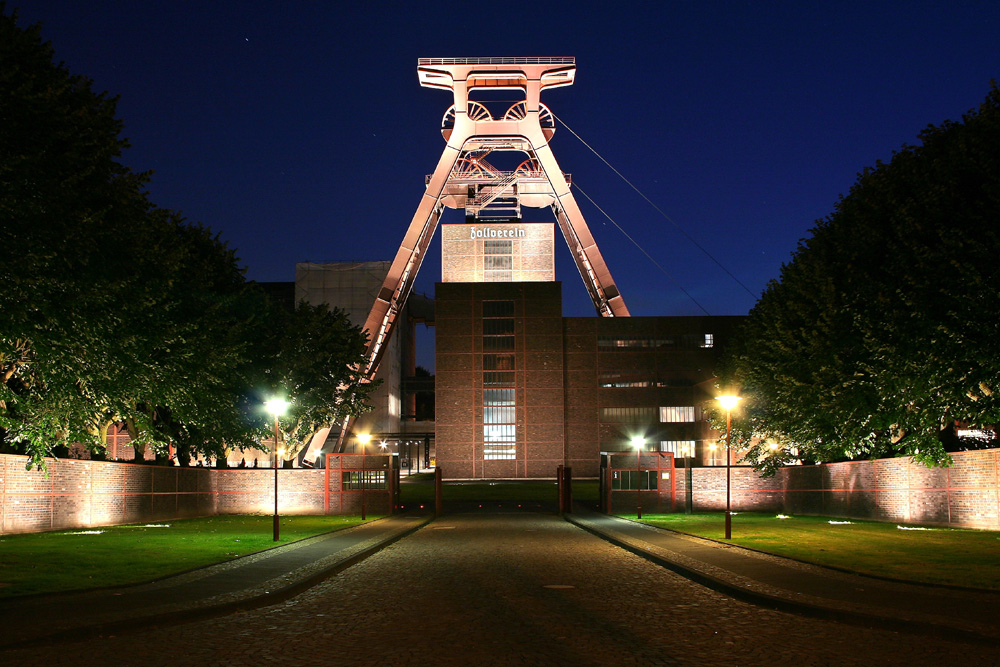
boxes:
[5,512,993,666]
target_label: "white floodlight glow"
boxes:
[264,398,290,417]
[716,395,742,411]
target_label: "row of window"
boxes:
[597,333,714,349]
[598,406,699,423]
[598,373,698,388]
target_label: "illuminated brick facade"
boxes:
[441,222,555,283]
[434,280,742,479]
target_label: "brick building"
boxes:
[434,276,741,479]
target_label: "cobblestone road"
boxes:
[5,513,994,666]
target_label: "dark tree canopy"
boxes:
[0,9,374,468]
[720,83,1000,474]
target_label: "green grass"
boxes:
[632,512,1000,590]
[0,514,370,598]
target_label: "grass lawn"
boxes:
[632,511,1000,590]
[0,514,370,598]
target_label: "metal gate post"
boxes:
[557,464,565,514]
[434,467,443,516]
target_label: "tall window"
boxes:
[483,300,516,460]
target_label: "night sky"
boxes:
[12,1,1000,366]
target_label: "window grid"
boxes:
[484,371,515,387]
[611,470,658,490]
[483,354,515,370]
[341,471,386,490]
[599,407,658,423]
[483,300,515,317]
[660,440,697,457]
[597,334,715,350]
[484,242,513,282]
[483,301,516,461]
[660,406,696,422]
[484,240,513,255]
[599,372,656,388]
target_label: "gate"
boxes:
[599,451,675,515]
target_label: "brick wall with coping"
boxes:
[670,448,1000,529]
[0,455,216,534]
[4,448,998,533]
[0,453,393,535]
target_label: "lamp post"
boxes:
[264,398,289,542]
[631,436,645,519]
[716,395,741,540]
[357,433,371,520]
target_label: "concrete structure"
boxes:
[258,263,433,462]
[296,262,405,438]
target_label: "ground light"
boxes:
[264,398,290,541]
[716,395,741,539]
[631,436,645,519]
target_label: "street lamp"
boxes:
[716,395,742,540]
[264,398,289,542]
[631,436,645,519]
[357,433,371,520]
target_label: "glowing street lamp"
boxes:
[357,433,371,520]
[716,395,742,540]
[631,435,645,519]
[264,398,289,542]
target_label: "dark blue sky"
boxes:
[14,1,1000,326]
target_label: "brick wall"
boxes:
[0,453,394,535]
[0,455,215,534]
[674,449,1000,529]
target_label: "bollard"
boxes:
[604,466,613,514]
[434,467,443,516]
[388,464,397,515]
[557,465,565,514]
[563,466,573,513]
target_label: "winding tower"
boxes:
[337,57,630,451]
[363,57,628,375]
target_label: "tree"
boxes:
[264,302,377,464]
[0,9,269,467]
[721,83,1000,472]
